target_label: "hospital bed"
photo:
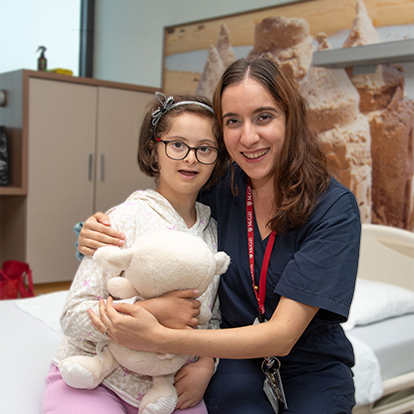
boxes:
[348,224,414,414]
[0,223,413,413]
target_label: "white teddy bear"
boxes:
[59,229,230,414]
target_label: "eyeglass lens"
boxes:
[165,141,218,164]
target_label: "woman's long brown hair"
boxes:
[213,57,330,233]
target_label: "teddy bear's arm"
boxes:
[196,289,216,326]
[198,304,212,326]
[107,277,139,299]
[195,274,221,329]
[208,293,221,330]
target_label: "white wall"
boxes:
[0,0,81,75]
[93,0,299,88]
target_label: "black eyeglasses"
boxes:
[157,139,219,165]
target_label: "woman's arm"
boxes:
[78,212,126,256]
[93,296,318,359]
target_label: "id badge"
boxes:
[263,376,279,413]
[262,357,288,413]
[253,316,267,325]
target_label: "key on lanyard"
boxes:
[262,357,288,411]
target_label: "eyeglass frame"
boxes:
[156,138,220,165]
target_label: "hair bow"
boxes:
[151,92,175,127]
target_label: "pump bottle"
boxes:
[37,46,47,71]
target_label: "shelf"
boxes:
[312,38,414,74]
[0,186,26,196]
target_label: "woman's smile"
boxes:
[242,148,270,160]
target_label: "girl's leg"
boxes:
[42,364,137,414]
[204,358,274,414]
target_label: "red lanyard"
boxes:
[246,180,276,320]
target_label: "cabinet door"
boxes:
[94,87,155,213]
[27,78,98,283]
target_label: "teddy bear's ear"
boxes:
[94,246,133,274]
[214,252,231,275]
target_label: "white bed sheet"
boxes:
[349,313,414,381]
[0,293,65,414]
[346,334,383,406]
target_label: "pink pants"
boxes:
[42,365,208,414]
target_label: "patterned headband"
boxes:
[151,92,214,128]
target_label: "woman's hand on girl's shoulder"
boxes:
[79,212,126,256]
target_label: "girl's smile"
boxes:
[178,168,199,178]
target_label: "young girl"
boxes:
[42,93,228,414]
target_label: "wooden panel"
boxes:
[94,87,156,214]
[163,69,201,96]
[26,78,97,283]
[164,0,414,56]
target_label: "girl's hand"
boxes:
[140,290,201,329]
[93,297,161,350]
[88,289,200,334]
[79,212,126,256]
[174,357,215,409]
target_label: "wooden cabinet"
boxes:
[0,70,157,283]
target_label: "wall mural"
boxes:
[162,0,414,231]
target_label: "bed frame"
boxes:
[352,224,414,414]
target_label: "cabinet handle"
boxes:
[100,154,105,181]
[88,154,93,181]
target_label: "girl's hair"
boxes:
[212,57,330,233]
[138,94,228,190]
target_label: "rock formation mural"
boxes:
[196,24,235,99]
[342,0,414,229]
[299,33,373,223]
[164,0,414,230]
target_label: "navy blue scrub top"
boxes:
[199,165,361,369]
